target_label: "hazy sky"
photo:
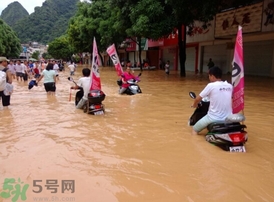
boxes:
[0,0,45,15]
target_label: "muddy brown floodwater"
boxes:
[0,66,274,202]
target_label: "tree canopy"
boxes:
[69,0,258,75]
[67,0,127,53]
[67,0,175,68]
[47,35,74,60]
[0,19,21,58]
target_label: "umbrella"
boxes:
[29,58,38,61]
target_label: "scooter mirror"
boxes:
[68,76,78,86]
[68,77,74,82]
[189,92,196,99]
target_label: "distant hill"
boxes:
[0,1,29,27]
[1,0,79,44]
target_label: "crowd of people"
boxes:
[5,59,64,82]
[1,55,233,136]
[0,58,67,108]
[120,59,151,69]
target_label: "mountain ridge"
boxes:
[0,1,29,27]
[1,0,79,44]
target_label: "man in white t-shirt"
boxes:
[53,60,59,80]
[191,66,233,135]
[15,60,24,81]
[70,68,91,109]
[68,63,76,76]
[7,60,16,79]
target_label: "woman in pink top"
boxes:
[119,67,139,94]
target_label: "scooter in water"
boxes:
[83,89,106,115]
[189,92,248,152]
[68,77,106,115]
[117,73,142,95]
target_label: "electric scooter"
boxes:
[68,77,106,115]
[117,73,142,95]
[83,89,106,115]
[189,92,248,152]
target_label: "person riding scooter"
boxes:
[191,66,233,135]
[70,68,91,109]
[119,67,140,94]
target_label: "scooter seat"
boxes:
[207,122,246,133]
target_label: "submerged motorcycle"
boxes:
[189,92,248,152]
[68,77,106,115]
[117,73,142,95]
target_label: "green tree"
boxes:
[67,0,126,53]
[110,0,174,70]
[31,51,40,60]
[0,19,21,58]
[164,0,221,76]
[68,0,173,69]
[47,35,74,60]
[109,0,220,76]
[42,52,52,60]
[110,0,257,76]
[67,0,256,75]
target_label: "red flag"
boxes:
[232,26,244,113]
[90,37,101,90]
[106,44,123,76]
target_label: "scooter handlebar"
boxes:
[135,77,140,82]
[191,102,202,108]
[71,86,83,90]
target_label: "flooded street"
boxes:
[1,66,274,202]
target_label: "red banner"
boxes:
[232,26,244,113]
[90,37,101,90]
[106,44,123,76]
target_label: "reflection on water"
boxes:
[0,66,274,202]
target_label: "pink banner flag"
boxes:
[232,26,244,113]
[106,44,123,76]
[90,37,101,90]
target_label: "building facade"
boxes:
[145,0,274,77]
